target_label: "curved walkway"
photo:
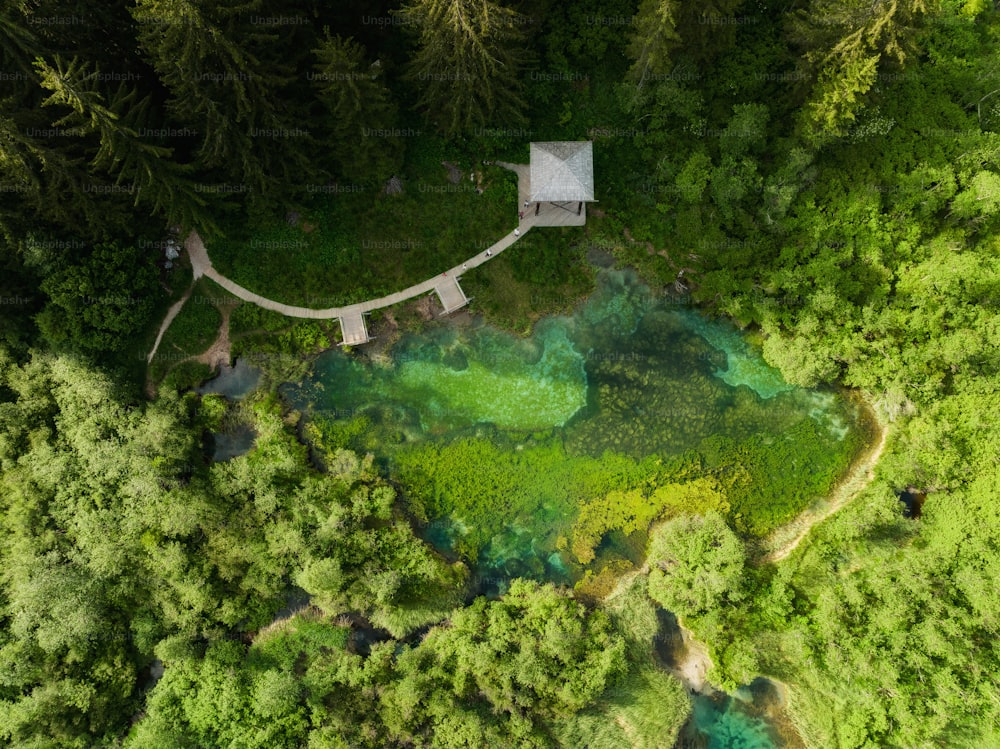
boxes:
[148,164,537,362]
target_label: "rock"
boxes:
[441,161,463,184]
[383,175,404,195]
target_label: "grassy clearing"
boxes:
[149,277,239,383]
[554,576,691,748]
[119,259,192,385]
[462,225,596,332]
[209,136,519,307]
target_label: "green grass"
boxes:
[159,294,220,355]
[229,303,291,337]
[462,225,596,332]
[161,361,213,392]
[249,609,351,670]
[149,277,231,382]
[552,665,690,749]
[121,259,192,385]
[209,135,519,307]
[552,562,691,748]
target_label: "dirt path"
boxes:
[145,304,235,397]
[759,408,889,564]
[669,624,715,694]
[146,162,535,362]
[181,164,534,321]
[147,282,194,363]
[602,565,715,694]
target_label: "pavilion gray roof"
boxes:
[529,141,594,203]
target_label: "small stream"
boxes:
[196,358,261,400]
[678,681,797,749]
[198,358,262,461]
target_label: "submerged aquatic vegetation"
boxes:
[289,270,866,584]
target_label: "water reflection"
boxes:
[196,358,261,400]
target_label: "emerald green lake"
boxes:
[286,270,866,586]
[280,269,863,749]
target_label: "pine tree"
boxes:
[0,9,42,80]
[628,0,682,87]
[789,0,939,136]
[33,56,211,232]
[311,32,403,183]
[676,0,744,64]
[395,0,530,135]
[0,96,124,241]
[131,0,321,206]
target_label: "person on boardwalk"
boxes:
[514,228,520,237]
[486,250,492,257]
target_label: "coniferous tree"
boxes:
[131,0,321,207]
[676,0,744,64]
[311,32,403,183]
[33,56,210,233]
[628,0,682,87]
[395,0,530,135]
[789,0,939,136]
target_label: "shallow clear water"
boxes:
[285,270,865,590]
[197,358,261,400]
[683,692,781,749]
[208,424,257,462]
[282,270,857,748]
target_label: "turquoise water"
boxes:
[675,309,795,400]
[683,692,782,749]
[676,677,804,749]
[281,270,852,749]
[284,270,865,588]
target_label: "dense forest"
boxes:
[2,0,1000,747]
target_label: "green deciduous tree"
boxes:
[647,511,745,618]
[384,579,628,745]
[35,241,162,353]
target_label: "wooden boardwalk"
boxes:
[435,276,470,315]
[339,311,370,346]
[148,163,540,361]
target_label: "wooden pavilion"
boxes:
[527,141,595,227]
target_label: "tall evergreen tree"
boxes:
[675,0,745,64]
[131,0,321,207]
[788,0,939,136]
[33,56,210,232]
[628,0,682,87]
[395,0,530,135]
[311,32,403,183]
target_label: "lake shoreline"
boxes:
[757,389,889,564]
